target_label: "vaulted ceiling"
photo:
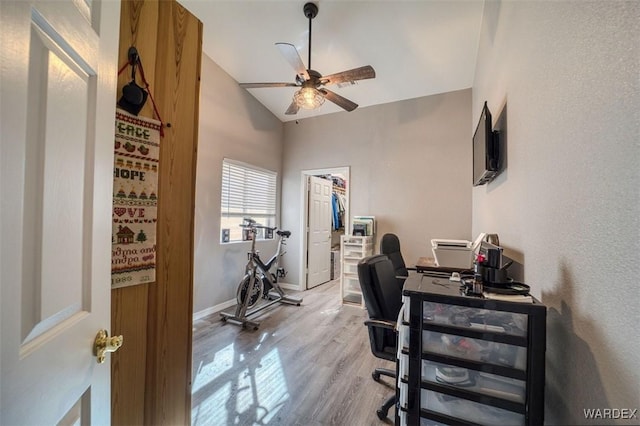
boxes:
[179,1,485,122]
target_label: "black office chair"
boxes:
[380,233,416,286]
[357,254,403,420]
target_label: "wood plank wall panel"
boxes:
[111,284,149,426]
[144,2,201,424]
[112,1,201,425]
[112,2,159,425]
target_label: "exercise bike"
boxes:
[220,218,302,329]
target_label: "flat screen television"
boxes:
[473,101,499,186]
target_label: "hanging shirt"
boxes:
[332,192,340,230]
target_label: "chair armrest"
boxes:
[364,319,396,331]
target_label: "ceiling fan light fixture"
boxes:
[293,86,325,110]
[238,2,375,116]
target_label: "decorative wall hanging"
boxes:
[111,108,161,288]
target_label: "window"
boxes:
[220,159,277,243]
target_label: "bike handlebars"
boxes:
[239,219,290,238]
[239,223,276,231]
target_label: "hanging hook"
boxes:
[127,46,139,81]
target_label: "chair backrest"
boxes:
[380,233,408,278]
[357,254,403,361]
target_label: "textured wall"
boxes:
[472,1,640,424]
[281,89,473,288]
[193,54,283,314]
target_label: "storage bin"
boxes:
[421,389,525,425]
[398,381,408,409]
[421,360,526,403]
[422,302,528,337]
[422,330,527,370]
[397,312,410,352]
[402,295,411,322]
[398,352,409,379]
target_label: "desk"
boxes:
[397,273,546,426]
[415,256,470,274]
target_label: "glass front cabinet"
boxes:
[397,276,546,425]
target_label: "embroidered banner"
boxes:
[111,108,160,289]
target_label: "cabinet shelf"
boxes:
[340,235,373,307]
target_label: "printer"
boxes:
[431,234,485,269]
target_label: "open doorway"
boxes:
[299,167,350,290]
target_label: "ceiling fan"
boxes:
[239,2,376,115]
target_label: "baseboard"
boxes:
[193,283,302,321]
[193,298,236,321]
[277,282,301,291]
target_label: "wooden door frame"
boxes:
[299,167,350,290]
[111,2,201,425]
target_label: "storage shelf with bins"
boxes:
[340,235,373,306]
[397,274,546,425]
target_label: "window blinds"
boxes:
[221,159,276,219]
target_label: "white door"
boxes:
[0,1,121,424]
[306,176,332,288]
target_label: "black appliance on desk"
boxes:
[477,240,508,284]
[471,241,531,298]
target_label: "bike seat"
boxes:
[277,230,291,238]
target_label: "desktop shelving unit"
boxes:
[340,235,373,307]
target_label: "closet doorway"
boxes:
[299,167,350,290]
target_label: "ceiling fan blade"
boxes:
[285,100,300,115]
[276,42,310,80]
[239,82,299,88]
[321,65,376,86]
[319,89,358,112]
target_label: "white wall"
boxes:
[281,89,473,287]
[193,54,284,315]
[473,1,640,424]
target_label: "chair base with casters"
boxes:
[372,367,397,419]
[365,318,397,419]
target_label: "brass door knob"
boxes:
[93,329,123,364]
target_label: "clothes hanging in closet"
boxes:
[332,191,346,230]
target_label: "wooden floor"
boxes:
[191,280,397,426]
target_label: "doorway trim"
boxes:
[299,166,350,290]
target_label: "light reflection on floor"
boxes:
[192,382,232,425]
[192,341,289,426]
[192,342,234,394]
